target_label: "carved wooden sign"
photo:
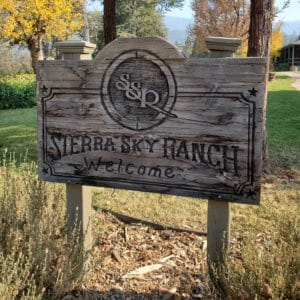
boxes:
[37,38,267,204]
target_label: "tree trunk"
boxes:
[131,0,137,36]
[27,34,44,73]
[83,8,90,42]
[247,0,274,172]
[247,0,273,58]
[103,0,116,45]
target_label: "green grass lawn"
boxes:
[0,107,37,161]
[267,74,300,167]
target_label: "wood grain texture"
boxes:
[36,37,267,204]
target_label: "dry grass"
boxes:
[1,153,298,299]
[220,174,300,299]
[0,162,299,299]
[0,153,85,299]
[93,188,208,232]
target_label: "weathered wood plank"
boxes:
[37,37,267,204]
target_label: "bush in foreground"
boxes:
[0,154,84,299]
[213,175,300,299]
[0,152,299,299]
[0,74,35,109]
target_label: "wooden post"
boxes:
[205,37,242,277]
[55,41,96,255]
[291,46,296,71]
[66,184,92,251]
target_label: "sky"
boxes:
[166,0,300,22]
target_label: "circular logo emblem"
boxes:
[101,50,177,131]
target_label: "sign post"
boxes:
[205,37,242,275]
[54,40,96,255]
[66,184,92,252]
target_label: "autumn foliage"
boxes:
[190,0,250,55]
[270,24,283,59]
[0,0,84,72]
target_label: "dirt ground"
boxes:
[61,168,298,300]
[63,211,213,300]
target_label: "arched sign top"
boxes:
[94,37,185,65]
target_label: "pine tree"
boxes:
[247,0,274,57]
[100,0,183,48]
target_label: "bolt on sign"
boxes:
[37,38,267,204]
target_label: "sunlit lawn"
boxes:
[0,107,37,161]
[267,74,300,167]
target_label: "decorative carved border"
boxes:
[40,87,258,203]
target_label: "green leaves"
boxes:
[0,74,35,110]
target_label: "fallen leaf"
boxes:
[162,287,177,300]
[122,263,163,279]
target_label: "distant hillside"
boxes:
[281,21,300,45]
[282,21,300,35]
[164,16,300,45]
[164,16,192,44]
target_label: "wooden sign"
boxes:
[37,37,267,204]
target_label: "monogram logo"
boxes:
[115,73,176,118]
[101,50,177,131]
[116,73,160,108]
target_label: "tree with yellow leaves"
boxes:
[0,0,84,72]
[190,0,250,56]
[270,24,283,60]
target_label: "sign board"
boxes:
[37,38,267,204]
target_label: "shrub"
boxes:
[0,45,33,76]
[213,184,300,299]
[274,63,290,71]
[0,153,85,299]
[0,74,36,109]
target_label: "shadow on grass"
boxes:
[273,74,291,80]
